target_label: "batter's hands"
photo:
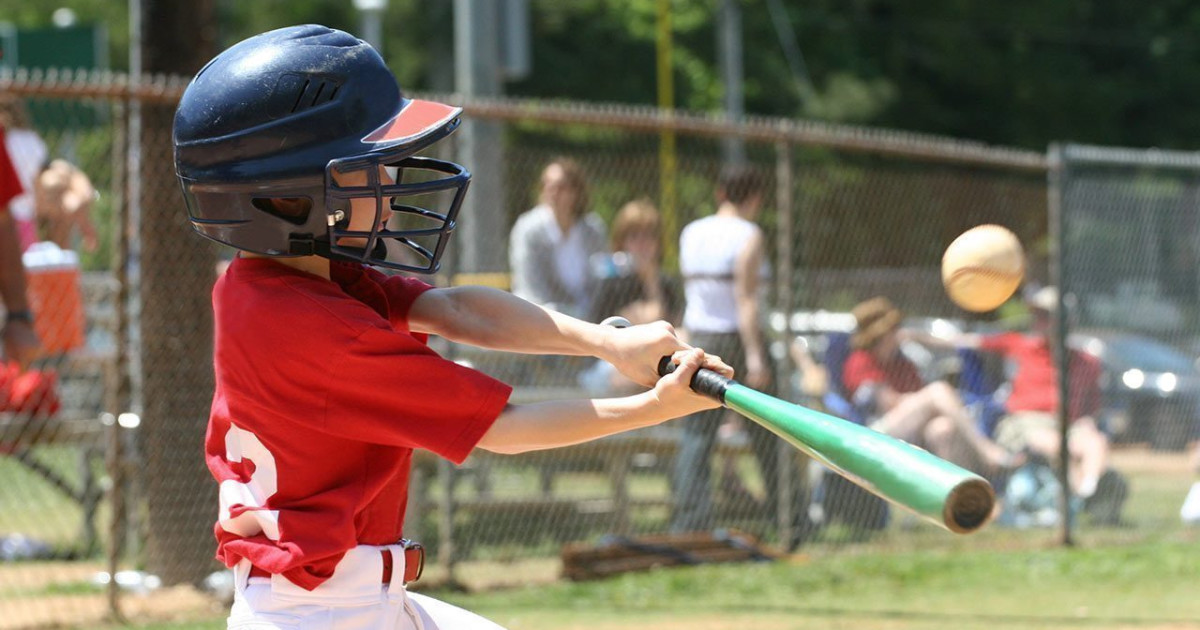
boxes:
[653,348,731,415]
[602,320,692,388]
[3,320,41,370]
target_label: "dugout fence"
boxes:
[0,68,1194,627]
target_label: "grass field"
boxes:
[2,443,1196,629]
[92,535,1200,630]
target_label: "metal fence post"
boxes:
[774,137,796,547]
[1047,143,1074,547]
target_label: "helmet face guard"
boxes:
[324,155,470,273]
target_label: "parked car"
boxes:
[1071,330,1200,451]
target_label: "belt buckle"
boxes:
[399,538,424,583]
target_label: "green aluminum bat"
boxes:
[660,357,995,534]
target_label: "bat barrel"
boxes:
[722,382,997,535]
[644,338,996,534]
[944,477,996,534]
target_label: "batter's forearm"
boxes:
[424,286,607,357]
[476,393,667,454]
[0,213,31,312]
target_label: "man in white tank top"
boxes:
[673,165,810,548]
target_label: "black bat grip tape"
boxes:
[657,356,731,404]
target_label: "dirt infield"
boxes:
[0,587,216,629]
[0,562,218,630]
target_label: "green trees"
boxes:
[4,0,1199,150]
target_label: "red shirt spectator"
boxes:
[980,332,1102,421]
[843,349,923,399]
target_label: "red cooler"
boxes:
[20,242,85,354]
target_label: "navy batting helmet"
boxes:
[173,24,469,273]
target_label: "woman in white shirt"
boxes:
[508,158,607,318]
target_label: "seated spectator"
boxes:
[34,159,99,252]
[590,199,682,327]
[582,199,682,395]
[906,287,1110,500]
[509,158,607,318]
[845,297,1017,477]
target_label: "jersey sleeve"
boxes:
[373,270,434,331]
[325,327,512,464]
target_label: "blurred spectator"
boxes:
[0,95,48,252]
[35,158,99,252]
[908,287,1110,500]
[589,199,683,328]
[671,165,808,543]
[509,157,607,318]
[788,336,829,403]
[581,199,683,395]
[0,126,41,369]
[844,297,1017,476]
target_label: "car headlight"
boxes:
[1122,369,1145,389]
[1156,372,1177,393]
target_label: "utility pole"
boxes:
[453,0,507,275]
[719,0,746,165]
[656,0,678,264]
[353,0,388,55]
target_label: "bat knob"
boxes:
[657,356,676,376]
[600,316,633,329]
[658,355,731,404]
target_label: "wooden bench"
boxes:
[408,412,756,544]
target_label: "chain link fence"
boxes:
[0,86,127,628]
[429,97,1056,578]
[1055,144,1200,545]
[0,69,1194,627]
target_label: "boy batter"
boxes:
[173,25,730,629]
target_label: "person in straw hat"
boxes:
[843,297,1018,476]
[907,287,1113,504]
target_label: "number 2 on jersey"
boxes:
[218,424,281,540]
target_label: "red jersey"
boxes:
[0,128,22,211]
[979,332,1101,421]
[207,257,511,590]
[843,350,923,398]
